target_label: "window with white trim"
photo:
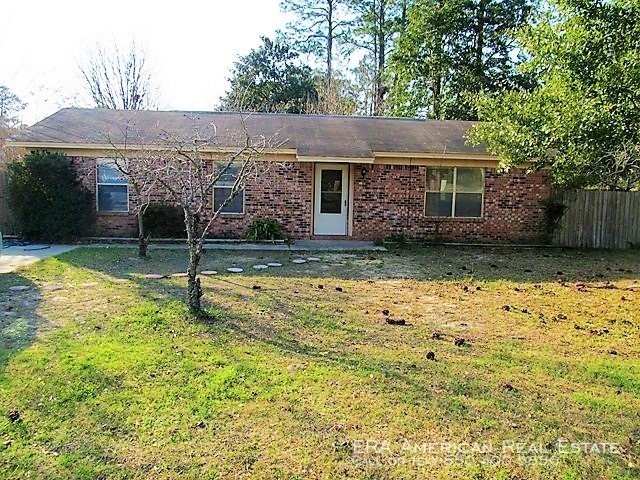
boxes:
[96,160,128,212]
[425,167,484,218]
[213,162,244,214]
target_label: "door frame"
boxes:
[313,163,351,236]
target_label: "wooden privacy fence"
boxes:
[553,190,640,249]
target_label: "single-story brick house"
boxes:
[8,108,551,242]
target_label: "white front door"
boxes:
[314,164,349,235]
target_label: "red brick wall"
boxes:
[351,164,551,242]
[69,156,550,242]
[69,156,313,239]
[210,162,313,238]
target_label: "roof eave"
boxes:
[6,141,497,164]
[5,141,298,156]
[373,151,496,161]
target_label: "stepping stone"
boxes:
[171,273,189,278]
[307,257,321,262]
[145,274,165,279]
[252,264,268,270]
[267,262,283,267]
[82,282,99,287]
[292,259,307,264]
[9,285,30,292]
[200,270,218,276]
[227,267,244,273]
[42,285,63,291]
[113,278,129,284]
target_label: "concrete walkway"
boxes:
[207,240,385,251]
[0,245,78,273]
[0,240,383,273]
[93,240,386,252]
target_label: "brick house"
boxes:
[8,108,551,242]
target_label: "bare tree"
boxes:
[79,40,157,110]
[107,122,160,257]
[0,85,26,128]
[115,115,272,315]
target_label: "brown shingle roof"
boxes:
[10,108,487,159]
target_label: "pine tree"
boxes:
[280,0,353,86]
[387,0,536,119]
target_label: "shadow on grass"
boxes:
[52,245,640,401]
[58,245,640,285]
[52,252,487,408]
[2,247,637,479]
[0,273,43,377]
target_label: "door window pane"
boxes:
[425,193,453,216]
[320,169,343,214]
[454,193,483,217]
[97,185,128,212]
[320,192,342,214]
[321,170,342,192]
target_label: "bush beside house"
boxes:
[8,151,94,241]
[143,202,186,239]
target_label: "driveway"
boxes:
[0,244,77,273]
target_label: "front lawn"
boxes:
[1,246,639,479]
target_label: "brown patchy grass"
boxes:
[0,245,639,479]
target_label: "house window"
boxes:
[213,162,244,214]
[425,167,484,218]
[96,160,128,212]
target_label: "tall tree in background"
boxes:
[281,0,353,86]
[219,37,318,113]
[348,0,404,115]
[0,86,26,129]
[388,0,535,119]
[306,76,359,114]
[79,40,157,110]
[352,57,376,114]
[0,86,26,232]
[388,0,463,118]
[469,0,640,190]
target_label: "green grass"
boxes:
[0,245,639,479]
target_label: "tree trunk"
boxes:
[432,75,442,119]
[326,0,334,86]
[474,0,487,84]
[374,0,386,116]
[400,0,408,28]
[137,211,148,257]
[185,216,203,315]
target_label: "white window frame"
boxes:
[212,162,245,215]
[424,167,484,218]
[96,159,129,213]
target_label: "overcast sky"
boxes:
[1,0,289,125]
